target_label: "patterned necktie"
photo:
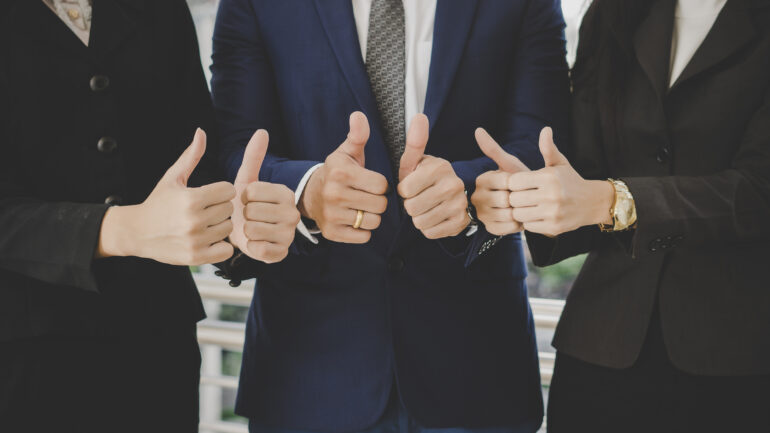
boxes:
[365,0,406,176]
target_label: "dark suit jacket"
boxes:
[211,0,570,430]
[0,0,214,341]
[528,0,770,376]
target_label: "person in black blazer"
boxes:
[471,0,770,431]
[0,1,299,432]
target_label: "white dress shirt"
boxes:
[295,0,438,243]
[669,0,727,87]
[43,0,93,46]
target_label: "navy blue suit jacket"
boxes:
[211,0,569,431]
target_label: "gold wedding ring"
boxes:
[353,210,365,229]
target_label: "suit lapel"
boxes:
[423,0,479,131]
[670,0,757,90]
[89,0,144,59]
[25,0,90,60]
[633,0,676,100]
[312,0,381,124]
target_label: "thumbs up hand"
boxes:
[230,130,300,264]
[397,114,470,240]
[505,127,614,237]
[298,112,389,244]
[97,128,237,265]
[470,128,530,236]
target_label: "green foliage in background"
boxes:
[526,254,586,300]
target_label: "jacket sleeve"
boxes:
[0,72,110,292]
[456,0,572,267]
[211,0,320,191]
[623,85,770,259]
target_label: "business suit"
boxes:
[211,0,570,431]
[0,0,215,431]
[525,0,770,431]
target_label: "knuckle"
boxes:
[321,207,336,223]
[397,183,410,199]
[324,185,344,202]
[219,243,235,261]
[375,196,388,214]
[280,185,296,203]
[357,231,372,244]
[183,217,201,235]
[221,220,234,235]
[244,203,258,220]
[328,168,348,184]
[182,192,200,211]
[244,222,259,240]
[290,208,302,226]
[413,218,426,230]
[370,214,382,228]
[249,242,269,259]
[244,183,259,200]
[374,175,389,195]
[266,249,289,264]
[424,229,440,240]
[403,200,416,216]
[451,177,465,193]
[222,183,237,200]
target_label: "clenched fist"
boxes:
[470,128,529,236]
[471,127,614,237]
[230,130,301,264]
[397,114,470,239]
[299,112,389,244]
[97,129,236,265]
[507,127,613,237]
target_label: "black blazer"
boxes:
[529,0,770,375]
[0,0,216,340]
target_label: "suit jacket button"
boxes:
[656,147,670,164]
[229,280,242,288]
[90,75,110,92]
[97,137,118,153]
[388,257,405,273]
[104,195,122,206]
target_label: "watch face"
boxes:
[615,191,635,228]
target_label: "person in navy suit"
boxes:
[211,1,570,432]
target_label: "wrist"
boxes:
[96,205,138,258]
[588,180,615,226]
[299,168,321,221]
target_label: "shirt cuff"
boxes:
[295,163,324,244]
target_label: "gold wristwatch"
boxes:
[599,178,637,232]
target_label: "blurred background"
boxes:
[186,1,590,432]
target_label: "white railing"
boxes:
[195,274,563,433]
